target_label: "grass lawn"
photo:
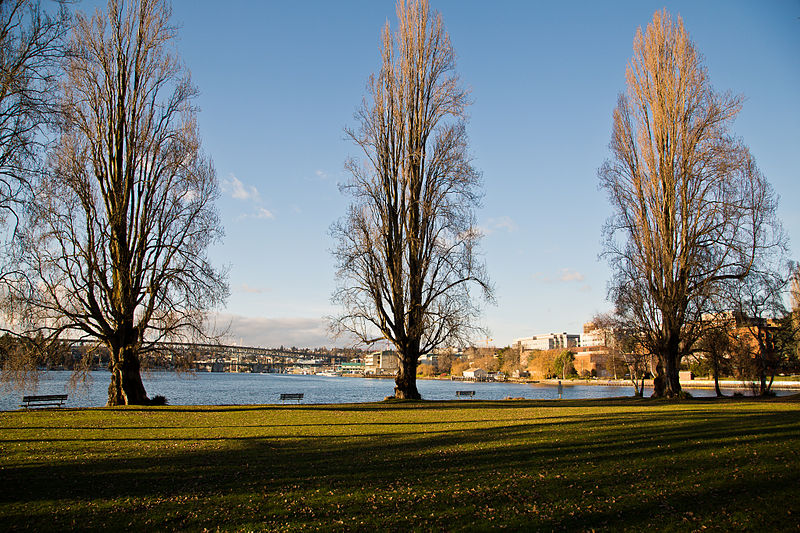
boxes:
[1,396,799,531]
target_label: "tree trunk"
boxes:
[394,349,421,400]
[652,358,665,398]
[764,374,774,396]
[656,328,683,397]
[634,375,644,397]
[759,370,773,396]
[712,356,724,397]
[107,343,149,406]
[663,352,682,397]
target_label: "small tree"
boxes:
[434,351,454,375]
[696,318,733,397]
[331,0,492,399]
[10,0,227,405]
[594,311,650,396]
[726,265,797,396]
[497,346,522,376]
[552,350,575,379]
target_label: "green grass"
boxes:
[2,397,799,531]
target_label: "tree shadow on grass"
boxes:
[2,401,799,531]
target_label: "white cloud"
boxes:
[255,208,275,219]
[236,283,269,294]
[490,216,518,233]
[480,216,518,235]
[223,175,261,202]
[315,169,328,179]
[235,207,275,222]
[533,268,587,284]
[213,313,355,348]
[559,268,585,282]
[222,174,276,221]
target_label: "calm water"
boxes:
[0,370,783,410]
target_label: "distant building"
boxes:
[514,332,580,351]
[364,350,399,375]
[418,354,438,366]
[580,322,606,348]
[572,346,612,377]
[462,368,488,379]
[340,361,365,374]
[574,322,616,378]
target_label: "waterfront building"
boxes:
[580,322,606,348]
[364,350,399,375]
[514,332,580,351]
[340,361,365,374]
[572,346,614,378]
[462,368,488,379]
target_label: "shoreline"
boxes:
[535,377,800,390]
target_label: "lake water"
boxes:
[1,370,785,410]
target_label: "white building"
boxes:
[462,368,488,379]
[580,322,607,348]
[514,332,580,351]
[364,350,399,375]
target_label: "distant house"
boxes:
[462,368,487,379]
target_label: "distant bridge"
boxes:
[68,340,342,372]
[156,342,340,372]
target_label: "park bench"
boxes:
[279,393,304,404]
[20,394,68,409]
[455,390,475,399]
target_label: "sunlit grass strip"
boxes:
[1,397,798,531]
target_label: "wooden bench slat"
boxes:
[21,394,68,409]
[279,393,303,403]
[22,394,68,401]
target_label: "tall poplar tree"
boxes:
[332,0,491,399]
[13,0,227,405]
[600,10,783,397]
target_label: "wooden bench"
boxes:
[279,393,303,404]
[20,394,68,409]
[455,390,475,399]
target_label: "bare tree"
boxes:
[726,263,797,396]
[599,9,784,397]
[593,310,650,397]
[695,317,733,397]
[0,0,67,269]
[331,0,491,399]
[9,0,227,405]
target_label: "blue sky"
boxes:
[122,0,799,348]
